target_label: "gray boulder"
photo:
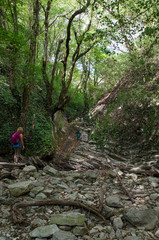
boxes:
[8,180,34,197]
[29,224,59,238]
[50,212,85,226]
[43,165,61,177]
[72,226,88,236]
[124,208,158,230]
[102,205,116,218]
[51,230,76,240]
[23,165,37,176]
[113,216,123,229]
[106,195,123,208]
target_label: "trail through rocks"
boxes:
[0,119,159,240]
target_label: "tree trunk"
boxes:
[82,57,90,112]
[21,0,39,134]
[5,1,21,116]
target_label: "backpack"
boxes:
[10,132,20,144]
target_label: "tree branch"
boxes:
[0,6,7,29]
[68,71,84,102]
[77,42,96,60]
[128,2,158,23]
[62,0,91,86]
[51,38,64,86]
[11,199,108,224]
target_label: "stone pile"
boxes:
[0,162,159,240]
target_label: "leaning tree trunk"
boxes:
[21,0,39,134]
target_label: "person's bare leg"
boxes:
[14,154,18,163]
[14,149,19,163]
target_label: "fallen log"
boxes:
[0,162,25,169]
[11,199,108,224]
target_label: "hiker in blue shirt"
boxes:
[77,130,81,140]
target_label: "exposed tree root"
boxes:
[11,199,108,224]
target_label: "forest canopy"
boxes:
[0,0,159,156]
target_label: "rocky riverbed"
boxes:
[0,121,159,240]
[0,160,159,240]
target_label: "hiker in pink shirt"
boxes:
[11,127,24,163]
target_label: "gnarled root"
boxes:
[11,199,108,224]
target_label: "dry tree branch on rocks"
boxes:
[11,199,109,224]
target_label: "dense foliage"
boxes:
[0,0,158,156]
[92,51,159,150]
